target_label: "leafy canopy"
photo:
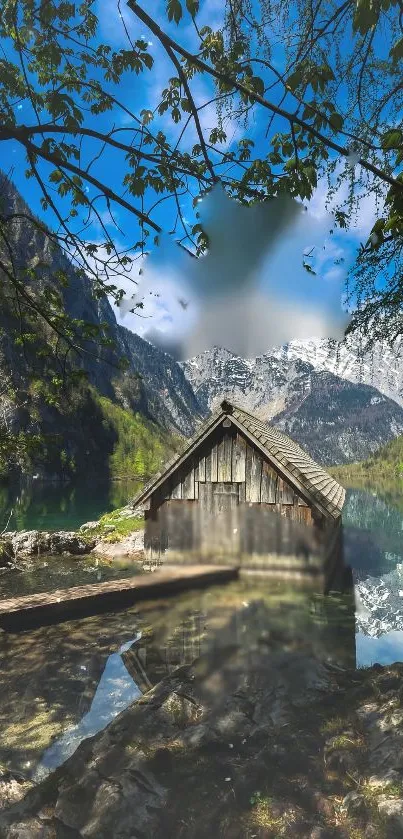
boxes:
[0,0,403,367]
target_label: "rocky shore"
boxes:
[1,652,403,838]
[0,505,145,567]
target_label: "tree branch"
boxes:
[128,1,403,193]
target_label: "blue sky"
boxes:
[2,0,382,358]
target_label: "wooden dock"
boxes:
[0,565,239,633]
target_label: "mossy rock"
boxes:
[0,541,13,566]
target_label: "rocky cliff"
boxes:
[0,174,205,479]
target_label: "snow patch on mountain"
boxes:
[272,336,403,408]
[180,340,403,464]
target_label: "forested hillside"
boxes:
[0,174,203,482]
[330,435,403,492]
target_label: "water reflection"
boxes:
[0,555,144,601]
[0,577,356,781]
[36,634,142,780]
[343,486,403,666]
[356,629,403,667]
[343,488,403,577]
[0,478,143,533]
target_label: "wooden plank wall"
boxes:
[161,428,310,512]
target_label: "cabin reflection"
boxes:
[122,576,356,693]
[0,571,356,782]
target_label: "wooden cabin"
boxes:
[132,400,346,586]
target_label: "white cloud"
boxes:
[115,253,198,340]
[112,189,350,358]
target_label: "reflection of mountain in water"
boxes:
[341,487,403,649]
[356,566,403,638]
[343,488,403,579]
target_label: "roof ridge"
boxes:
[231,406,344,518]
[131,401,345,519]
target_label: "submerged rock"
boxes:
[377,797,403,836]
[0,773,32,812]
[3,657,403,837]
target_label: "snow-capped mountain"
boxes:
[181,337,403,413]
[181,340,403,464]
[273,337,403,409]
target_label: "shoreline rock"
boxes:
[90,528,144,559]
[1,657,403,838]
[0,530,97,565]
[0,505,145,566]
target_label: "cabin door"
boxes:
[198,482,240,557]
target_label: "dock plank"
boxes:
[0,566,239,632]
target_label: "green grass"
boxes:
[81,507,144,543]
[98,509,144,542]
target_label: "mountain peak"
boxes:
[181,340,403,464]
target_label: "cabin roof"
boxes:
[132,400,345,519]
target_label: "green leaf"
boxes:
[286,69,302,91]
[209,127,227,143]
[302,103,315,120]
[381,129,402,150]
[124,174,145,196]
[167,0,182,23]
[181,97,192,112]
[390,37,403,62]
[353,0,379,34]
[49,169,63,184]
[334,210,348,229]
[250,75,265,97]
[186,0,199,14]
[328,112,344,131]
[140,109,153,125]
[281,142,293,156]
[141,52,153,70]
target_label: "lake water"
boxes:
[342,486,403,668]
[0,478,143,533]
[0,577,357,782]
[0,483,402,783]
[0,554,145,600]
